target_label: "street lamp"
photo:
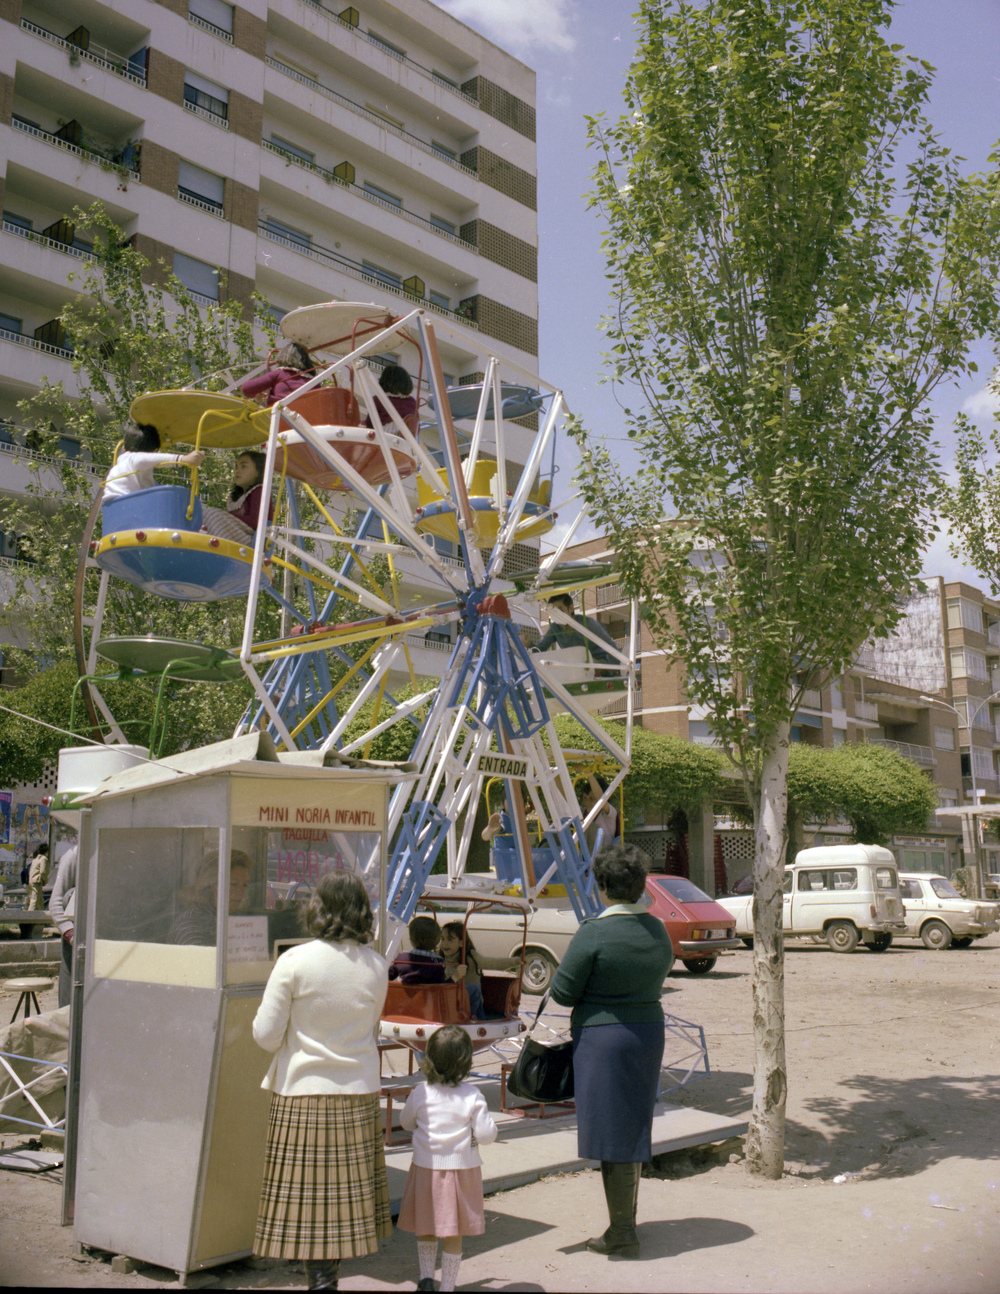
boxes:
[920,690,1000,898]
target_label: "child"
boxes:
[201,450,274,542]
[363,363,417,428]
[440,921,485,1020]
[103,423,204,499]
[241,341,316,406]
[388,915,446,984]
[398,1024,498,1292]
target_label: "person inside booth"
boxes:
[169,849,251,945]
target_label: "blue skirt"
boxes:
[572,1021,664,1163]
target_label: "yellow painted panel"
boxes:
[92,939,216,987]
[230,776,387,829]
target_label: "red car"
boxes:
[644,874,742,974]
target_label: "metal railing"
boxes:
[853,646,877,672]
[265,57,477,178]
[598,691,640,717]
[800,688,823,710]
[183,99,229,129]
[867,736,935,766]
[19,18,148,86]
[257,223,479,329]
[0,438,101,474]
[0,327,74,360]
[595,582,628,608]
[188,11,233,42]
[403,632,452,653]
[853,698,879,722]
[177,189,225,218]
[261,139,474,249]
[2,219,90,260]
[293,2,480,106]
[10,117,140,181]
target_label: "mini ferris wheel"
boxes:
[74,302,639,952]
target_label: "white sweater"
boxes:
[103,450,185,498]
[253,938,388,1095]
[400,1080,498,1170]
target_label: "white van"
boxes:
[718,843,908,952]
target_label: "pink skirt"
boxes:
[396,1164,485,1236]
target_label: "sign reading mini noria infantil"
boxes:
[475,754,530,779]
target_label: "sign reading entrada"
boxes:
[475,754,530,779]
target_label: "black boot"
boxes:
[586,1161,641,1257]
[304,1259,340,1290]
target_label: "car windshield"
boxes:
[651,876,712,904]
[930,877,962,899]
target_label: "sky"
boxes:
[437,0,1000,584]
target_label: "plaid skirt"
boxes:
[253,1092,392,1260]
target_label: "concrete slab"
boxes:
[384,1097,749,1210]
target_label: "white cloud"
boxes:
[437,0,576,54]
[961,385,1000,420]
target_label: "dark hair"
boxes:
[303,871,375,944]
[230,450,267,502]
[274,341,314,372]
[441,920,480,974]
[379,364,413,396]
[123,422,161,453]
[548,593,574,612]
[593,842,648,904]
[32,842,48,857]
[408,914,441,952]
[421,1024,473,1087]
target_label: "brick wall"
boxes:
[233,8,266,59]
[459,219,536,281]
[225,178,258,231]
[229,91,263,143]
[0,72,13,127]
[460,76,535,142]
[459,147,536,211]
[152,0,187,14]
[147,49,185,104]
[140,140,179,197]
[221,268,255,320]
[130,233,175,289]
[459,295,537,356]
[0,0,23,25]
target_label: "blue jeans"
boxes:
[467,983,485,1019]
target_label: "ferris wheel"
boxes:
[75,302,638,940]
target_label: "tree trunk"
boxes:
[745,722,789,1178]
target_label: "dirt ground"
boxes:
[1,933,998,1292]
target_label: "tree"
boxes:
[577,0,1000,1176]
[787,742,937,846]
[944,413,1000,594]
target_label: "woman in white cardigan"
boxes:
[252,871,390,1291]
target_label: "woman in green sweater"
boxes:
[549,843,673,1258]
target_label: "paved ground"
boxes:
[1,930,998,1291]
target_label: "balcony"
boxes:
[0,326,74,361]
[257,222,478,329]
[854,699,879,723]
[10,117,140,183]
[867,737,935,767]
[2,218,92,262]
[800,687,823,710]
[595,582,628,609]
[19,18,148,88]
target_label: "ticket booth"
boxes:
[69,737,408,1281]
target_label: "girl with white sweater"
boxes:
[398,1025,498,1292]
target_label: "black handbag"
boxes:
[506,993,574,1103]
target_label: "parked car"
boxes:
[896,873,1000,950]
[460,874,740,992]
[717,844,907,952]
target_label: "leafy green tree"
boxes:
[944,414,1000,594]
[788,742,937,846]
[576,0,1000,1176]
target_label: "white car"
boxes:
[896,873,1000,950]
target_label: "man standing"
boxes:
[49,845,78,1009]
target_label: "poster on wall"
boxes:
[0,792,11,845]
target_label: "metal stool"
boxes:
[7,977,53,1023]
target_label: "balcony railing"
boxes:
[262,139,474,249]
[183,99,229,129]
[0,437,102,475]
[177,189,225,218]
[293,2,480,106]
[598,691,640,717]
[265,57,477,178]
[257,222,478,329]
[2,219,91,260]
[854,699,879,722]
[990,622,1000,648]
[188,12,233,42]
[0,327,74,360]
[10,117,140,181]
[20,18,148,87]
[595,582,628,608]
[800,688,823,710]
[867,737,935,767]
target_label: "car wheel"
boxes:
[951,936,973,949]
[826,921,859,953]
[521,950,557,994]
[865,933,893,952]
[740,937,754,949]
[683,956,718,975]
[920,920,953,951]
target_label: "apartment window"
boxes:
[973,748,996,782]
[362,261,401,288]
[184,71,229,121]
[832,727,846,747]
[431,140,457,159]
[830,676,844,709]
[265,217,311,250]
[937,789,958,808]
[950,647,989,682]
[367,30,406,59]
[363,181,402,208]
[189,0,233,35]
[934,725,955,750]
[946,597,984,634]
[178,160,225,210]
[173,252,219,301]
[429,290,450,310]
[430,214,456,235]
[271,135,315,166]
[3,212,32,231]
[365,104,405,130]
[0,313,22,335]
[260,304,286,330]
